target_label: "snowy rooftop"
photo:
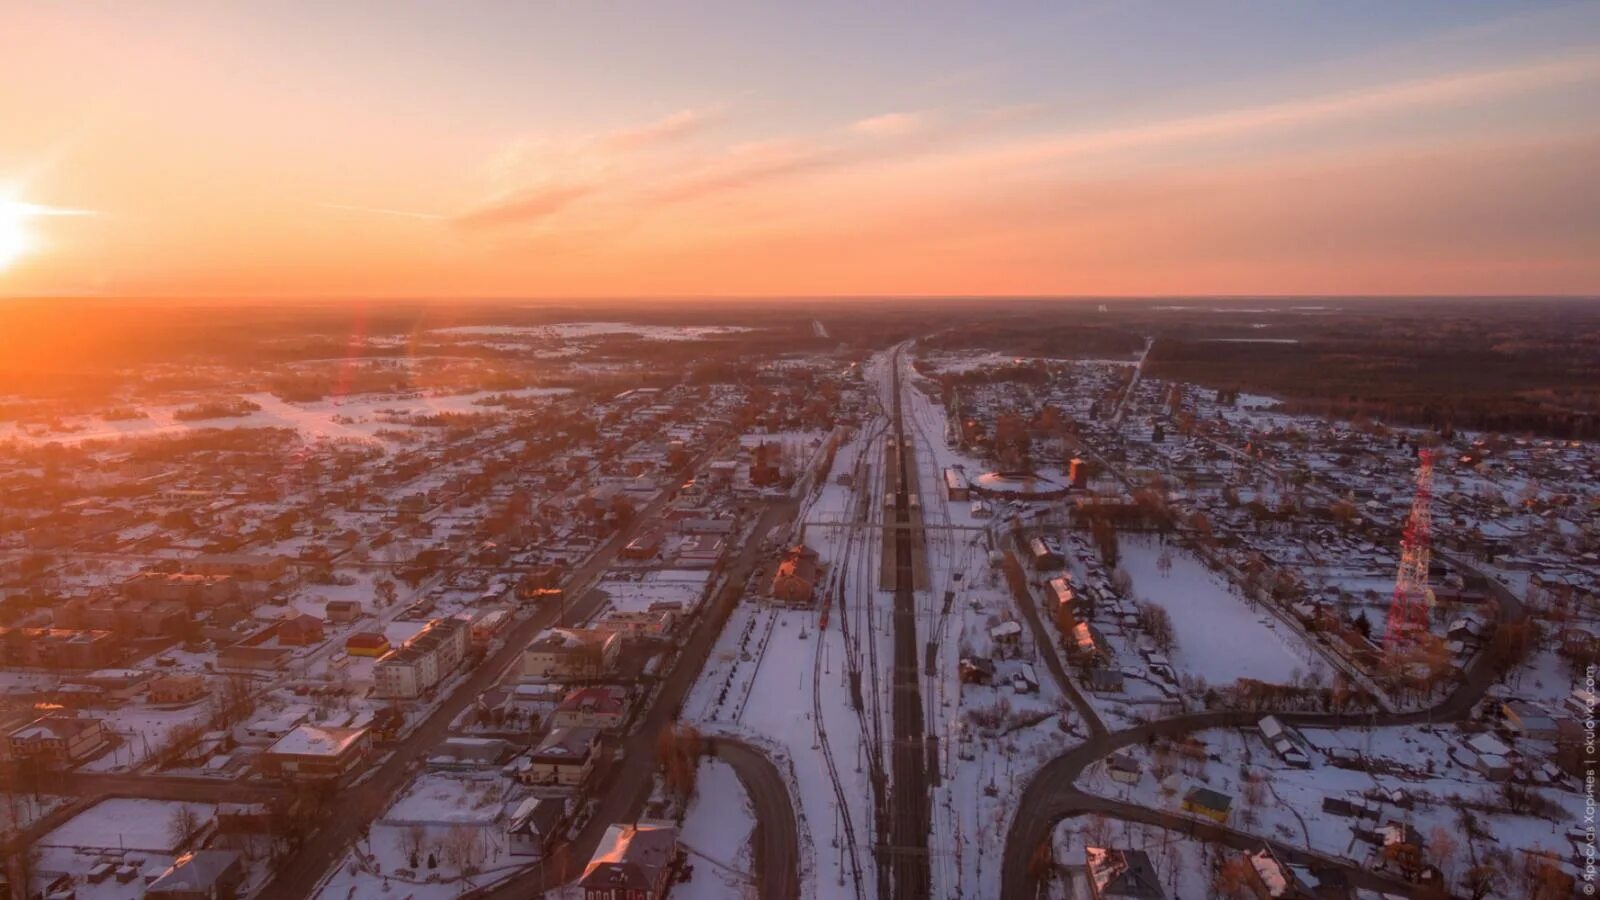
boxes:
[266,723,367,757]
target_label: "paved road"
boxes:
[467,497,800,899]
[710,738,800,900]
[257,442,733,900]
[998,538,1106,737]
[999,543,1527,898]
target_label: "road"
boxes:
[998,540,1106,737]
[467,497,800,899]
[257,440,735,900]
[710,738,801,900]
[999,520,1528,897]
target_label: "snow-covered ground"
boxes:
[0,387,568,447]
[675,758,758,899]
[1115,534,1313,686]
[1046,817,1219,900]
[430,322,753,342]
[315,772,522,900]
[1079,724,1580,896]
[38,798,214,853]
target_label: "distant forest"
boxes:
[1,296,1596,438]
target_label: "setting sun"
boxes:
[0,198,33,271]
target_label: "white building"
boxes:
[374,618,470,699]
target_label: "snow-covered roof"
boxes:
[266,724,367,757]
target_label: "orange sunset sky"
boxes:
[1,1,1597,299]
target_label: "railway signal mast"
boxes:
[1384,448,1436,652]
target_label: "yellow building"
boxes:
[1182,787,1232,824]
[344,632,390,658]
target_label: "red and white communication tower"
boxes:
[1384,448,1436,651]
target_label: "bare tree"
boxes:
[169,804,201,849]
[398,824,428,869]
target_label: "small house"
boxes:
[1182,787,1232,823]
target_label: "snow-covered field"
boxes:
[1116,534,1311,685]
[315,772,521,900]
[39,798,214,853]
[431,322,753,342]
[675,758,758,899]
[0,387,568,447]
[1080,724,1580,896]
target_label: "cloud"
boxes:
[960,54,1600,171]
[603,106,723,151]
[315,202,442,221]
[647,139,838,205]
[850,112,930,138]
[453,184,593,230]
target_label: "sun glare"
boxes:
[0,198,32,271]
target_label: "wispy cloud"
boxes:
[453,184,594,230]
[315,201,443,221]
[969,54,1600,169]
[850,111,931,138]
[450,54,1600,236]
[603,106,725,151]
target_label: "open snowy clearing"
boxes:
[1117,535,1311,685]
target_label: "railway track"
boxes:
[813,556,867,900]
[884,345,933,900]
[730,608,779,724]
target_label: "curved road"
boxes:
[1001,547,1526,898]
[710,738,801,900]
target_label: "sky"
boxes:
[0,0,1597,299]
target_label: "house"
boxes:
[597,608,676,638]
[430,737,515,769]
[509,796,568,857]
[277,614,325,647]
[1501,700,1559,741]
[344,632,390,658]
[1087,667,1124,694]
[1028,537,1065,571]
[1321,795,1378,820]
[580,821,679,900]
[1182,787,1233,823]
[6,715,108,765]
[215,644,294,672]
[770,545,820,606]
[1566,687,1600,718]
[944,467,970,501]
[374,617,470,699]
[515,727,600,787]
[0,626,120,669]
[1069,622,1110,665]
[145,849,245,900]
[958,656,996,686]
[749,441,782,487]
[552,686,629,730]
[1011,663,1040,694]
[1463,732,1514,780]
[523,628,622,681]
[324,600,363,624]
[260,724,371,781]
[149,674,208,705]
[1258,715,1312,769]
[989,620,1023,655]
[1048,576,1077,612]
[1085,847,1164,899]
[1106,752,1141,786]
[1243,846,1318,899]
